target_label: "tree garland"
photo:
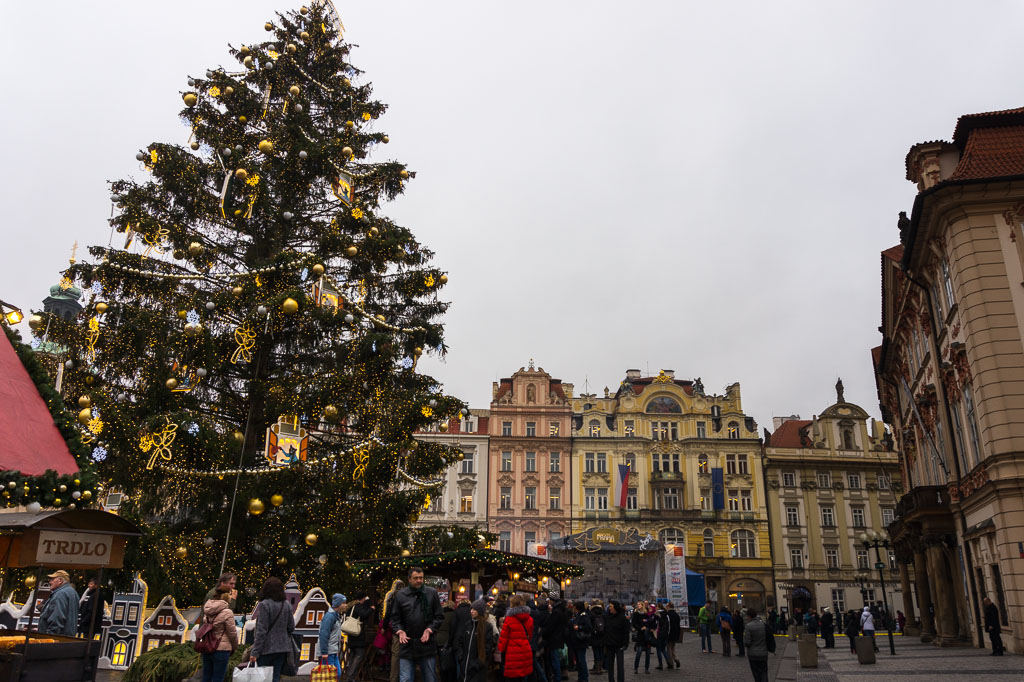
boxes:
[351,548,585,581]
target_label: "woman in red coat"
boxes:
[498,595,534,681]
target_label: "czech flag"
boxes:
[616,464,630,507]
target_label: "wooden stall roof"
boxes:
[0,509,141,537]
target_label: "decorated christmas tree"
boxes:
[33,1,464,603]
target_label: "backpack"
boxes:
[592,614,605,636]
[764,620,776,654]
[193,616,220,654]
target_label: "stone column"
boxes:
[925,541,957,643]
[914,550,935,640]
[899,562,920,635]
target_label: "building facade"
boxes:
[567,369,772,612]
[487,362,573,554]
[415,409,490,531]
[876,107,1024,652]
[763,383,904,620]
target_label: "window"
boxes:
[597,487,609,510]
[461,417,475,433]
[624,420,635,437]
[653,422,667,440]
[585,488,596,511]
[851,508,865,528]
[524,531,536,548]
[951,399,968,475]
[727,422,740,439]
[501,451,512,472]
[877,475,890,490]
[499,531,511,552]
[626,487,638,510]
[549,487,561,509]
[863,588,876,603]
[305,610,319,625]
[549,531,561,543]
[726,454,737,474]
[847,474,861,490]
[654,452,680,473]
[461,451,475,474]
[662,487,679,510]
[129,604,140,623]
[500,487,512,509]
[112,641,128,666]
[881,508,895,526]
[115,605,125,622]
[502,421,512,436]
[148,639,159,651]
[963,388,983,467]
[786,506,799,526]
[589,420,600,437]
[888,551,897,569]
[525,452,536,472]
[790,548,804,568]
[624,453,636,471]
[596,452,607,473]
[703,529,715,556]
[741,489,752,511]
[524,487,536,510]
[831,589,846,614]
[782,472,795,487]
[698,454,709,473]
[727,489,740,511]
[700,488,711,510]
[460,493,473,513]
[817,472,831,488]
[932,279,945,322]
[821,505,835,527]
[526,422,536,437]
[826,547,840,569]
[856,549,869,569]
[430,495,443,513]
[941,259,955,309]
[737,454,749,474]
[696,421,707,439]
[549,421,560,437]
[549,452,560,472]
[585,452,595,473]
[731,529,756,558]
[660,528,685,546]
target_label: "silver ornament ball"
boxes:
[64,360,74,369]
[344,313,354,323]
[257,305,268,315]
[293,103,303,113]
[283,212,293,220]
[196,368,208,377]
[298,150,308,159]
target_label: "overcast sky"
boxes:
[2,1,1021,432]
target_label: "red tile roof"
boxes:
[952,107,1024,145]
[950,123,1024,180]
[881,245,904,262]
[768,419,812,448]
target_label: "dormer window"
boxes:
[589,419,600,437]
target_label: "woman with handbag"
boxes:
[497,595,533,682]
[630,602,654,674]
[250,577,297,682]
[344,593,375,682]
[200,583,238,682]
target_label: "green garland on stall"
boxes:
[0,326,100,508]
[351,548,585,581]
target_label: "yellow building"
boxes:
[763,381,904,620]
[568,369,772,612]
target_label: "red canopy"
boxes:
[0,333,79,476]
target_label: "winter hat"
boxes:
[471,599,487,615]
[332,593,348,608]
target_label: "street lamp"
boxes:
[859,529,896,655]
[854,572,871,607]
[0,300,24,326]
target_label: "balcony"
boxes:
[650,470,684,483]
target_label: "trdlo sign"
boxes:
[35,530,113,566]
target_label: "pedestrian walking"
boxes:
[697,601,714,653]
[200,582,238,682]
[570,601,593,682]
[859,606,877,653]
[38,570,78,637]
[732,609,745,657]
[602,601,629,682]
[630,603,655,673]
[742,609,771,682]
[250,577,297,682]
[805,608,819,636]
[717,606,732,657]
[77,575,107,638]
[653,605,670,669]
[589,600,606,675]
[541,599,568,682]
[317,593,348,679]
[454,600,496,682]
[844,610,859,653]
[529,598,549,682]
[663,602,681,668]
[498,595,534,682]
[820,607,835,649]
[382,580,407,682]
[983,597,1004,655]
[896,610,905,635]
[345,593,376,682]
[390,567,445,682]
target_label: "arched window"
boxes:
[588,419,600,437]
[730,529,756,558]
[841,426,855,450]
[702,529,715,557]
[112,641,128,666]
[698,454,709,473]
[727,422,740,439]
[660,528,685,547]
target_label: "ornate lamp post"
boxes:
[854,572,871,607]
[859,529,896,655]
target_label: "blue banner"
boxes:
[712,468,725,510]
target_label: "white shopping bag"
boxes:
[233,662,274,682]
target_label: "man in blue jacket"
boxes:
[38,570,79,637]
[318,593,348,678]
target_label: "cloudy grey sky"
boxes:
[2,1,1021,431]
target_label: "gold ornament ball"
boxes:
[270,494,284,507]
[84,376,94,385]
[312,263,325,276]
[375,314,385,322]
[166,378,179,390]
[264,21,274,31]
[277,557,288,566]
[78,395,92,409]
[225,86,234,95]
[401,549,411,557]
[342,146,353,158]
[24,575,36,589]
[82,491,92,501]
[413,346,423,356]
[399,169,409,179]
[345,120,354,129]
[95,302,109,314]
[232,286,243,297]
[73,479,80,486]
[183,93,197,107]
[243,55,254,68]
[59,485,67,492]
[281,297,299,315]
[238,115,247,124]
[382,135,390,144]
[189,241,204,256]
[345,246,358,257]
[174,546,188,559]
[54,498,61,506]
[240,45,250,55]
[289,85,300,96]
[258,139,274,153]
[300,31,310,40]
[248,498,265,515]
[305,533,318,547]
[233,430,245,443]
[28,314,44,330]
[439,274,448,284]
[190,142,200,151]
[177,309,188,320]
[235,168,248,180]
[342,77,351,87]
[286,43,297,54]
[439,422,449,432]
[78,408,92,425]
[300,5,309,14]
[323,404,338,420]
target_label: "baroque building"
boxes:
[876,107,1024,652]
[763,382,903,619]
[567,369,771,613]
[487,362,573,554]
[414,409,490,531]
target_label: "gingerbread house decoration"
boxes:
[293,586,331,673]
[140,594,188,653]
[284,573,302,611]
[98,574,148,671]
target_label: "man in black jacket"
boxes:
[665,603,681,668]
[542,599,568,682]
[589,601,606,675]
[77,576,107,638]
[390,567,445,682]
[983,597,1004,655]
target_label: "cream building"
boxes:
[763,383,904,619]
[415,409,490,531]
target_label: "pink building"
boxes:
[488,362,573,554]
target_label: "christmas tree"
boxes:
[35,2,464,603]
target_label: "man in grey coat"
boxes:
[38,570,79,637]
[741,608,770,682]
[390,567,444,682]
